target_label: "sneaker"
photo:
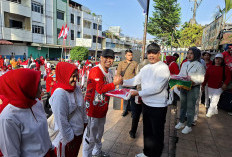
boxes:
[135,153,148,157]
[92,151,110,157]
[181,126,192,134]
[175,122,185,129]
[228,112,232,116]
[206,112,213,118]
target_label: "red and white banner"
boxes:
[105,89,133,100]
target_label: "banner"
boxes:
[105,89,133,100]
[137,0,148,13]
[169,75,192,91]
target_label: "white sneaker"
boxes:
[206,112,213,118]
[181,126,192,134]
[175,122,185,129]
[135,153,147,157]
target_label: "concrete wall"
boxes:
[0,44,28,59]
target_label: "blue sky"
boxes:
[75,0,230,39]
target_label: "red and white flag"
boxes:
[63,24,69,40]
[58,25,64,39]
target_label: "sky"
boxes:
[75,0,230,40]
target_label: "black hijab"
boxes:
[188,47,201,62]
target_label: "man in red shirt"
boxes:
[83,49,122,157]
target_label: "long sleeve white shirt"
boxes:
[123,61,170,107]
[49,86,87,148]
[178,61,205,85]
[0,101,52,157]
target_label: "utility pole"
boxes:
[141,0,150,61]
[189,0,202,25]
[95,16,100,62]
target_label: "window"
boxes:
[93,35,101,44]
[93,23,97,30]
[32,25,44,34]
[71,30,74,40]
[57,10,64,20]
[77,16,81,25]
[77,31,81,38]
[7,0,21,4]
[71,14,74,24]
[9,19,23,29]
[32,2,43,14]
[99,25,102,31]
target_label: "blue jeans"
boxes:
[179,85,200,127]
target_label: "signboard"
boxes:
[201,15,223,50]
[76,38,92,48]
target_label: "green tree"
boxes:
[70,46,89,61]
[147,0,181,47]
[179,23,203,47]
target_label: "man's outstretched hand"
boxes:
[130,90,139,96]
[113,75,123,86]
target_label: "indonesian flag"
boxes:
[63,24,69,40]
[105,89,132,100]
[58,25,64,39]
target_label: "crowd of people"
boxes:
[0,43,232,157]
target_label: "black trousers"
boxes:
[130,99,142,134]
[143,104,167,157]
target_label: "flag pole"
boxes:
[141,0,150,61]
[61,38,64,61]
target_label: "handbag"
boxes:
[120,63,131,77]
[47,90,78,141]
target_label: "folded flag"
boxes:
[169,75,192,90]
[105,89,132,100]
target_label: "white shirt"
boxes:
[49,86,87,147]
[123,61,170,107]
[178,61,205,85]
[0,101,52,157]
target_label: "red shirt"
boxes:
[202,65,231,89]
[169,61,180,75]
[206,61,213,69]
[85,66,115,118]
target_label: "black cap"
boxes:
[173,53,179,59]
[101,49,115,58]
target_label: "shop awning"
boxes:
[31,43,72,49]
[0,40,13,45]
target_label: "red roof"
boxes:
[0,40,13,45]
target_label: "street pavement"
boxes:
[77,100,232,157]
[41,80,232,157]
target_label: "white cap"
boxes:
[215,53,223,58]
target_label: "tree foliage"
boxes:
[179,23,203,47]
[147,0,181,47]
[70,46,89,61]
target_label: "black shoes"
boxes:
[129,131,135,139]
[122,111,128,117]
